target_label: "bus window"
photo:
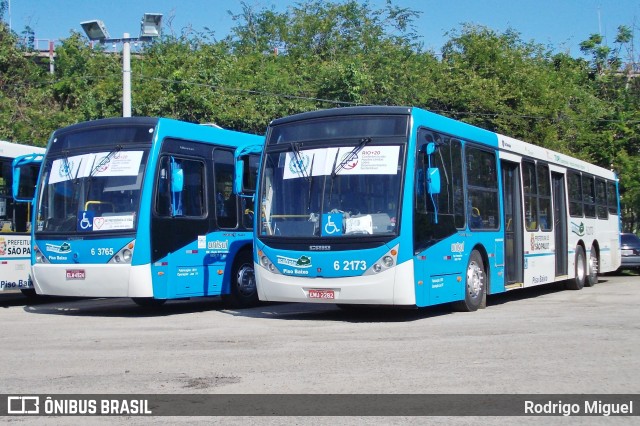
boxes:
[606,181,618,215]
[155,156,205,218]
[595,178,608,219]
[522,161,538,231]
[465,146,499,230]
[537,164,553,231]
[568,171,583,217]
[214,149,238,229]
[582,175,596,218]
[414,130,463,251]
[241,154,260,229]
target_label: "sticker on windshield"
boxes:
[322,213,343,236]
[282,146,399,180]
[335,146,399,175]
[92,215,135,231]
[48,151,143,184]
[91,151,143,177]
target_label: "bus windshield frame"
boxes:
[259,115,409,241]
[35,123,155,236]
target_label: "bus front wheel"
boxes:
[223,251,259,308]
[454,250,486,312]
[566,245,586,290]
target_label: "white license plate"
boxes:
[308,289,335,299]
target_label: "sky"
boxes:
[5,0,640,57]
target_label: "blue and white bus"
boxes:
[0,142,45,296]
[254,106,621,310]
[25,117,263,307]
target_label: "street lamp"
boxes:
[81,13,163,117]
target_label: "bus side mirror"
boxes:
[234,143,262,197]
[427,167,441,194]
[12,153,44,202]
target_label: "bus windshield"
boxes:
[36,148,149,234]
[259,143,404,238]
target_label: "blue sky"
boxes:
[6,0,640,57]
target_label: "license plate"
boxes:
[308,289,335,299]
[66,269,86,280]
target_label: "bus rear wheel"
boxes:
[566,245,586,290]
[454,250,486,312]
[223,251,259,309]
[585,248,598,287]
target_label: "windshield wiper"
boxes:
[90,145,123,177]
[289,142,312,182]
[331,137,372,178]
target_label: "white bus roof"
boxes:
[0,140,46,158]
[497,134,616,180]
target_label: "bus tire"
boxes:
[223,251,259,308]
[454,250,486,312]
[585,248,598,287]
[566,245,586,290]
[132,297,167,307]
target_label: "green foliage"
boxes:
[0,0,638,229]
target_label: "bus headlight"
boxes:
[108,241,135,264]
[364,245,399,275]
[258,252,280,274]
[34,245,49,264]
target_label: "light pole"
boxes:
[80,14,163,117]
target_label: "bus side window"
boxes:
[214,149,238,229]
[155,157,172,217]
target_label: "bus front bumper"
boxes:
[255,260,416,306]
[32,264,153,298]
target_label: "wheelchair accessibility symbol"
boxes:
[77,211,94,231]
[322,213,343,236]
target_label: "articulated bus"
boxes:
[0,141,45,296]
[23,117,263,307]
[254,106,621,310]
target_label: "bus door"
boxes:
[152,142,211,297]
[552,172,568,276]
[500,161,524,285]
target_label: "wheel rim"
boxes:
[236,263,256,297]
[466,260,484,298]
[576,251,586,281]
[589,251,598,281]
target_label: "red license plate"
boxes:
[308,289,335,299]
[66,269,86,280]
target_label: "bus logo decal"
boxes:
[276,255,312,268]
[571,221,585,237]
[208,240,229,252]
[46,242,71,254]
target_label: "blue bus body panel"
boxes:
[151,231,252,299]
[408,109,504,307]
